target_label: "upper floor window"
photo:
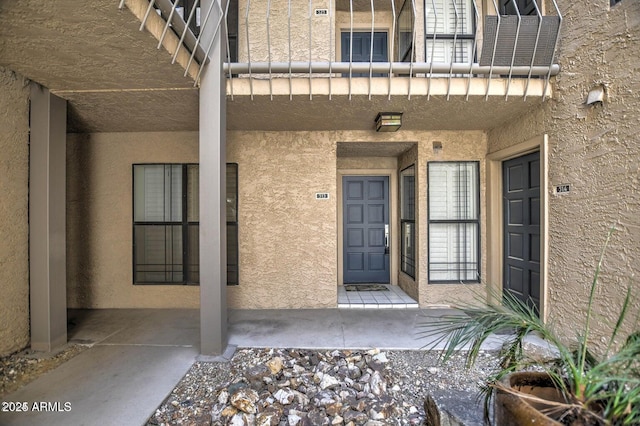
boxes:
[500,0,539,15]
[397,0,415,62]
[424,0,475,64]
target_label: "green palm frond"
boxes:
[418,226,640,425]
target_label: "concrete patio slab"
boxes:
[0,307,507,425]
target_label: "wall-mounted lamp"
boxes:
[375,112,403,132]
[586,84,606,106]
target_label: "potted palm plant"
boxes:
[421,230,640,425]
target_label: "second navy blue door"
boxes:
[341,32,388,77]
[343,176,390,283]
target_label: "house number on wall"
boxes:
[315,193,330,200]
[555,184,571,195]
[315,9,329,16]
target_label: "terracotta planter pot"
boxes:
[494,372,564,426]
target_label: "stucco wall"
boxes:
[415,131,488,306]
[66,131,200,308]
[0,67,30,356]
[488,0,640,345]
[237,0,334,64]
[67,129,489,311]
[226,131,338,308]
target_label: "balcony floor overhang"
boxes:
[227,77,550,131]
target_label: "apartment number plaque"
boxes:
[315,9,329,16]
[315,193,330,200]
[555,184,571,195]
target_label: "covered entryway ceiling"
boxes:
[337,142,416,157]
[226,93,541,132]
[1,0,545,133]
[0,0,199,133]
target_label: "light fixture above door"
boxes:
[375,112,403,132]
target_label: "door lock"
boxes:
[384,224,389,254]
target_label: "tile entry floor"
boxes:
[338,284,419,309]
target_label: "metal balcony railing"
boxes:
[123,0,562,100]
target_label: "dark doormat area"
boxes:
[344,284,389,292]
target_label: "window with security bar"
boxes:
[424,0,475,65]
[133,163,238,285]
[401,165,416,279]
[427,162,480,283]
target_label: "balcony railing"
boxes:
[124,0,562,100]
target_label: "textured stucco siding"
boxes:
[66,132,200,308]
[226,131,338,308]
[0,68,30,356]
[66,128,489,310]
[237,0,334,64]
[488,1,640,345]
[415,131,488,306]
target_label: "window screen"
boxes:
[425,0,475,64]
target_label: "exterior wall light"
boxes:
[375,112,403,132]
[586,84,606,106]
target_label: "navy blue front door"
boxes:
[503,151,541,313]
[341,32,388,77]
[343,176,390,283]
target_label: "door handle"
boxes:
[384,224,389,254]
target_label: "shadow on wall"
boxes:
[66,131,95,308]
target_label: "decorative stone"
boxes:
[229,412,255,426]
[221,405,239,417]
[246,364,271,387]
[256,405,283,426]
[288,410,307,426]
[343,409,369,424]
[372,352,388,363]
[230,388,260,414]
[273,388,296,405]
[267,357,284,375]
[368,371,386,396]
[218,389,229,405]
[305,408,329,426]
[325,401,343,417]
[319,374,340,390]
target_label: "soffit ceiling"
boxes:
[0,0,198,133]
[0,0,538,133]
[226,93,539,131]
[337,142,416,157]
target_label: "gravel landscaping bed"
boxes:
[147,348,500,426]
[0,344,88,398]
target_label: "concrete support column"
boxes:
[199,0,228,355]
[29,84,67,352]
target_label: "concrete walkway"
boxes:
[0,308,504,426]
